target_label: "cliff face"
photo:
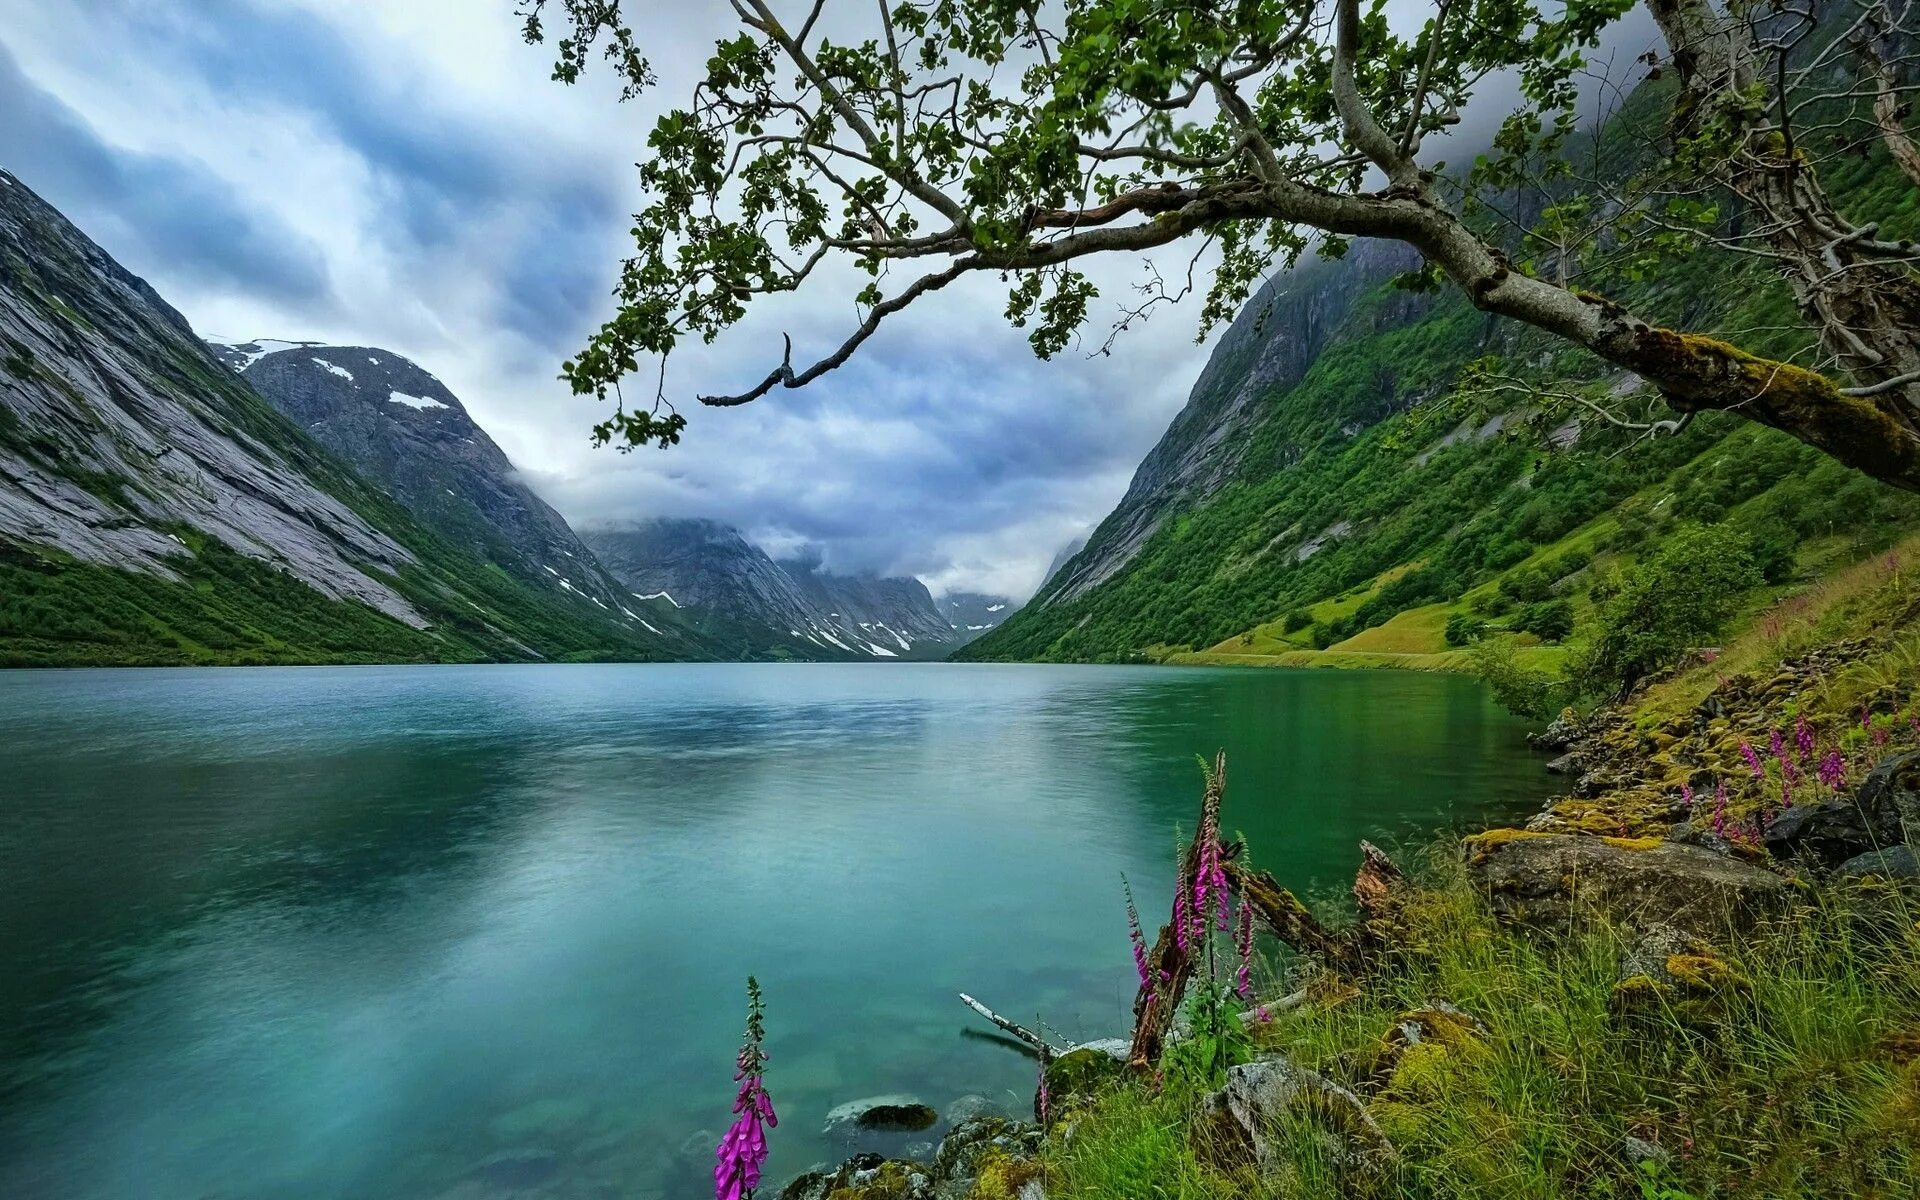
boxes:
[1039,240,1421,606]
[0,167,700,664]
[215,340,636,612]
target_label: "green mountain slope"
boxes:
[964,82,1920,668]
[0,167,711,666]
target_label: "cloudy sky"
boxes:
[0,0,1244,600]
[0,2,1656,601]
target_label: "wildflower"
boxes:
[1122,878,1150,990]
[1864,708,1890,747]
[1254,1005,1273,1024]
[1795,714,1814,763]
[715,977,776,1200]
[1036,1055,1051,1128]
[1193,804,1230,933]
[1818,749,1847,792]
[1740,740,1764,778]
[1680,782,1695,812]
[1233,899,1254,999]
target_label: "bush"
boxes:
[1444,612,1486,647]
[1281,608,1314,634]
[1515,598,1575,642]
[1469,637,1564,719]
[1571,523,1761,698]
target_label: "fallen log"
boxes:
[957,992,1069,1058]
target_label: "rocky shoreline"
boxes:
[778,637,1920,1200]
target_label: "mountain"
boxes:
[0,165,702,665]
[207,337,640,614]
[584,518,983,660]
[936,591,1016,637]
[964,79,1920,665]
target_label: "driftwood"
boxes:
[957,992,1068,1058]
[1351,839,1409,958]
[1126,754,1378,1072]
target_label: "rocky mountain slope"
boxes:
[0,166,702,665]
[936,591,1015,637]
[209,337,638,614]
[585,518,1005,659]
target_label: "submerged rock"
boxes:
[471,1147,561,1190]
[824,1095,938,1136]
[1464,830,1790,933]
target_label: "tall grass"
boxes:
[1043,850,1920,1200]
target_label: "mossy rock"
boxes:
[964,1148,1045,1200]
[1366,1002,1489,1091]
[1612,923,1750,1022]
[1043,1046,1126,1110]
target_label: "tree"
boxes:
[1571,522,1761,696]
[522,0,1920,492]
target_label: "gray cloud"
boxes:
[0,1,1662,604]
[0,40,330,306]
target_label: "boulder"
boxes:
[1041,1046,1126,1113]
[1194,1055,1393,1177]
[824,1096,938,1137]
[1365,1002,1488,1091]
[1838,845,1920,880]
[779,1155,933,1200]
[1612,922,1748,1019]
[1765,750,1920,867]
[943,1094,997,1125]
[1464,830,1790,933]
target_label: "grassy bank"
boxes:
[1039,851,1920,1200]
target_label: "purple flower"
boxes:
[1818,749,1847,792]
[1254,1005,1273,1024]
[1769,728,1797,783]
[715,978,776,1200]
[1795,715,1815,764]
[1036,1055,1051,1128]
[1740,740,1764,778]
[1123,878,1150,990]
[1681,782,1695,812]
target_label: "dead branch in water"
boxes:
[957,992,1069,1058]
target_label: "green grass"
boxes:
[1041,852,1920,1200]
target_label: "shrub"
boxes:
[1571,523,1761,698]
[1468,637,1564,719]
[1281,609,1314,634]
[1515,598,1575,642]
[1444,612,1486,647]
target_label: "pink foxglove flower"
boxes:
[715,977,776,1200]
[1818,749,1847,792]
[1740,740,1764,778]
[1795,715,1815,764]
[1680,782,1695,812]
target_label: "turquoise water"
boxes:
[0,663,1552,1198]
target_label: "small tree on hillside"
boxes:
[521,0,1920,493]
[1572,522,1761,696]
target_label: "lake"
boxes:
[0,663,1552,1199]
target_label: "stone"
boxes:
[1545,753,1577,775]
[471,1147,561,1191]
[1837,845,1920,879]
[1613,922,1748,1011]
[824,1095,937,1137]
[1194,1055,1393,1176]
[930,1117,1042,1195]
[1766,751,1920,868]
[1365,1002,1488,1090]
[1621,1134,1671,1167]
[487,1095,593,1145]
[1464,830,1790,933]
[943,1094,997,1125]
[1041,1046,1126,1111]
